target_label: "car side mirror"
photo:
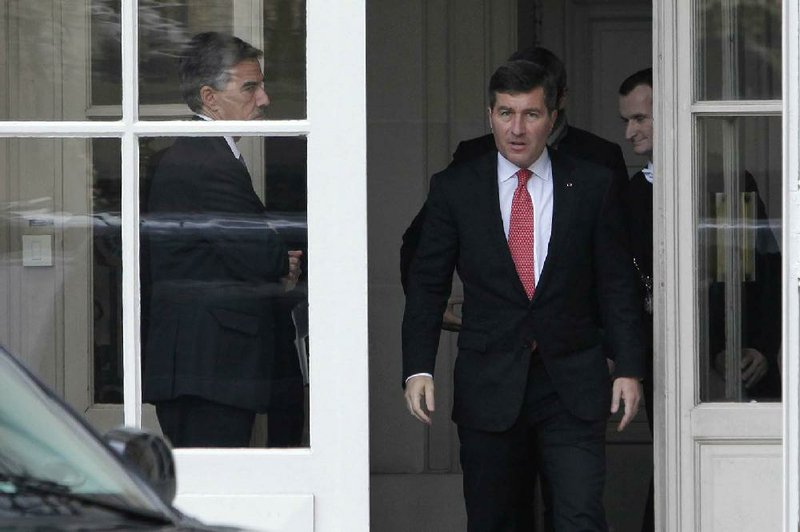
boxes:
[104,427,177,504]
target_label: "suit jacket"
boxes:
[402,149,644,432]
[623,171,653,281]
[401,125,628,292]
[623,170,653,340]
[143,136,290,412]
[622,171,655,423]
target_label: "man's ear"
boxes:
[549,109,559,132]
[200,85,217,111]
[487,106,493,130]
[558,89,568,111]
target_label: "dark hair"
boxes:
[509,46,567,101]
[619,68,653,96]
[488,60,558,112]
[179,32,263,113]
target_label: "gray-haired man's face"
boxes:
[202,59,269,121]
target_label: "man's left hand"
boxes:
[611,377,642,432]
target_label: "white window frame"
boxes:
[0,1,369,529]
[658,1,794,531]
[782,0,799,529]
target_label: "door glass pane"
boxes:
[697,0,781,101]
[0,138,123,429]
[696,116,782,402]
[140,135,309,448]
[0,1,121,120]
[133,0,306,120]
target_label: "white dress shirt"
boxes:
[642,161,653,183]
[497,150,553,285]
[406,149,554,384]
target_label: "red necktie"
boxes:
[508,168,535,299]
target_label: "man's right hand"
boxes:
[405,375,435,425]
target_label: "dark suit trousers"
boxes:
[458,355,608,532]
[155,395,255,448]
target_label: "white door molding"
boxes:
[782,0,800,529]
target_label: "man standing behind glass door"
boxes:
[143,32,302,448]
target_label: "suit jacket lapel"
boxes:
[534,148,575,301]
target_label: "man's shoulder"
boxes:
[158,136,229,167]
[626,170,651,192]
[561,126,624,166]
[436,150,494,181]
[563,125,620,150]
[451,134,496,166]
[551,147,613,180]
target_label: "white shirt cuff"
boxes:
[405,372,433,383]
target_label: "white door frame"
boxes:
[0,0,369,529]
[782,0,799,529]
[656,0,790,530]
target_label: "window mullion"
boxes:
[121,0,141,427]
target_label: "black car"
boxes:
[0,344,238,530]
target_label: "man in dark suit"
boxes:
[618,67,656,532]
[403,60,644,531]
[618,67,782,532]
[400,47,628,294]
[143,32,302,448]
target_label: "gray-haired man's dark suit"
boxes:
[144,135,291,447]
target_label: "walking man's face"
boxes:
[619,84,653,157]
[201,59,270,121]
[489,87,557,169]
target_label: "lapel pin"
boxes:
[566,182,573,187]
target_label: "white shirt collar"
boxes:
[195,113,242,160]
[497,149,552,184]
[642,160,654,183]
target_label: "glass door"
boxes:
[0,1,367,530]
[656,0,784,530]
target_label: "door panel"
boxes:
[698,443,781,532]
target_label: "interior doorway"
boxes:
[367,1,656,530]
[522,1,654,530]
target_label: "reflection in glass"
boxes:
[0,138,122,426]
[92,139,124,404]
[0,1,121,120]
[696,116,782,402]
[93,0,306,119]
[140,135,308,448]
[697,0,781,100]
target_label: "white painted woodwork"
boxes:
[657,0,785,530]
[0,0,369,529]
[698,443,782,532]
[783,0,800,527]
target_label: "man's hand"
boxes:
[282,250,303,291]
[741,348,768,389]
[611,377,642,432]
[405,375,435,425]
[441,297,463,332]
[714,347,769,389]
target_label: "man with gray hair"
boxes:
[143,32,302,448]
